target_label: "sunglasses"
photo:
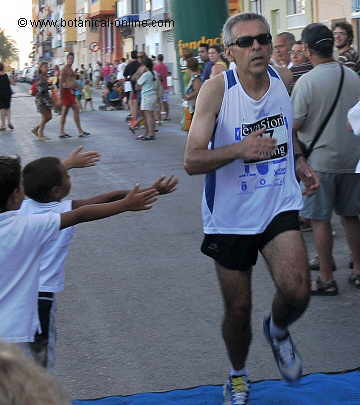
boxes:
[229,33,272,48]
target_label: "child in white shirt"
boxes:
[0,152,161,359]
[19,154,178,368]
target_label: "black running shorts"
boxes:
[201,210,300,271]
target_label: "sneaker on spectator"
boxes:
[223,375,250,405]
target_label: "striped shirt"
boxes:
[289,62,313,94]
[338,47,360,73]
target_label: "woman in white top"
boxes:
[136,58,160,141]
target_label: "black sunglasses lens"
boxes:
[257,33,272,45]
[237,37,253,47]
[236,33,272,47]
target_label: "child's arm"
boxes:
[60,185,158,230]
[71,175,178,209]
[63,146,100,170]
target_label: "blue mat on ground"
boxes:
[73,368,360,404]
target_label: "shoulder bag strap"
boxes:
[304,63,345,159]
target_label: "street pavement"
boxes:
[2,83,360,401]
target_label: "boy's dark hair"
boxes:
[23,157,63,202]
[302,23,334,59]
[333,21,354,45]
[0,156,21,212]
[131,50,138,59]
[157,54,164,62]
[199,43,209,51]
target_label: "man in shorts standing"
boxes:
[59,52,90,138]
[184,13,319,405]
[292,23,360,294]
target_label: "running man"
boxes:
[184,13,319,405]
[59,52,90,138]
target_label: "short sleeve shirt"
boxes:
[292,62,360,172]
[154,62,168,89]
[20,199,74,293]
[137,71,158,97]
[338,47,360,73]
[0,211,60,342]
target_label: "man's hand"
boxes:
[151,175,178,195]
[63,146,101,170]
[296,156,320,195]
[236,129,277,161]
[123,185,159,211]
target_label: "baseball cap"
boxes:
[301,23,334,49]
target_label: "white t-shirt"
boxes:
[117,62,126,80]
[20,199,75,293]
[202,66,302,234]
[0,210,60,343]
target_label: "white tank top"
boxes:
[202,66,303,235]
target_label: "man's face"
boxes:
[67,54,74,66]
[227,20,272,76]
[290,43,307,66]
[333,28,349,49]
[274,35,291,65]
[198,47,208,62]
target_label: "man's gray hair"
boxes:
[222,13,271,47]
[277,32,296,47]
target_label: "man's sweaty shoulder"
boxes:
[194,73,225,118]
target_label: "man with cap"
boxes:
[292,23,360,295]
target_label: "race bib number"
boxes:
[235,114,288,163]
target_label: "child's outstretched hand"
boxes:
[64,146,101,169]
[151,175,178,195]
[123,184,158,211]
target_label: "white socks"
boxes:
[269,315,287,339]
[230,367,248,377]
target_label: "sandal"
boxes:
[136,135,145,140]
[79,131,90,137]
[348,274,360,289]
[311,277,338,296]
[31,128,39,138]
[59,133,72,138]
[141,136,155,141]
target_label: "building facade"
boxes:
[242,0,313,39]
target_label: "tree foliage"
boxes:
[0,30,18,63]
